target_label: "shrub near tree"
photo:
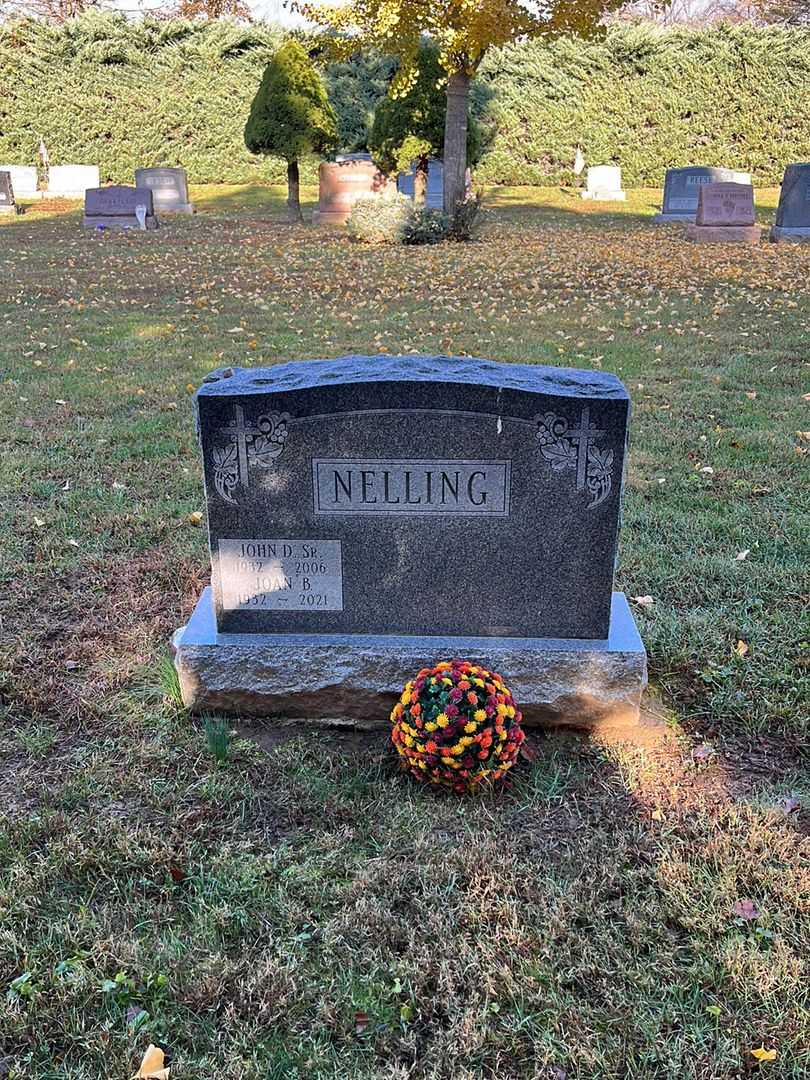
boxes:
[244,39,338,223]
[370,40,480,207]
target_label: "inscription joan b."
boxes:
[313,459,511,515]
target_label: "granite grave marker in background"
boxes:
[0,171,17,215]
[580,165,626,202]
[686,182,761,244]
[84,186,158,230]
[654,166,751,223]
[0,165,37,199]
[134,167,194,214]
[770,163,810,241]
[49,164,100,198]
[173,356,647,730]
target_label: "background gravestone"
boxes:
[654,166,751,223]
[398,159,444,209]
[0,165,37,199]
[48,164,100,198]
[83,186,158,230]
[686,182,761,244]
[134,167,194,214]
[770,163,810,241]
[173,355,647,731]
[0,171,17,215]
[580,165,626,202]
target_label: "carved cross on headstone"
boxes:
[219,404,255,494]
[566,407,605,492]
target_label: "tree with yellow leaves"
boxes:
[298,0,625,218]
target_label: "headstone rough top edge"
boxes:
[195,356,630,401]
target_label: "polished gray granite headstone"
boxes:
[654,166,751,223]
[83,185,158,231]
[175,355,648,731]
[770,163,810,241]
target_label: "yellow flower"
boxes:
[436,713,449,727]
[404,734,414,747]
[473,677,485,688]
[415,742,426,753]
[442,677,453,686]
[506,705,516,719]
[473,709,486,723]
[425,721,438,732]
[496,703,509,717]
[464,720,477,733]
[451,744,464,756]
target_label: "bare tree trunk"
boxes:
[287,159,303,224]
[414,154,429,208]
[442,71,471,219]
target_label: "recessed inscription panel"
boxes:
[219,539,343,612]
[313,459,510,515]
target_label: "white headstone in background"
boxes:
[581,165,626,202]
[0,165,38,197]
[48,165,100,198]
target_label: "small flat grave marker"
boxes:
[173,355,647,731]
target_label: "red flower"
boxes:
[466,691,478,705]
[449,688,463,703]
[444,704,459,718]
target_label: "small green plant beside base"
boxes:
[347,193,481,245]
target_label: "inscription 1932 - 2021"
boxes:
[173,355,648,731]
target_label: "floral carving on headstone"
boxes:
[212,405,290,505]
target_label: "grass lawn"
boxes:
[0,184,808,1079]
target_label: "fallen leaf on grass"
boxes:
[733,899,760,921]
[750,1046,777,1062]
[354,1011,370,1034]
[651,807,665,822]
[796,431,810,441]
[632,595,654,608]
[744,391,757,400]
[692,744,713,763]
[131,1044,169,1079]
[734,639,749,658]
[735,549,750,561]
[519,740,539,762]
[187,511,203,527]
[782,796,801,815]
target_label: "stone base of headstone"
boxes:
[160,202,194,215]
[0,205,18,215]
[83,215,159,231]
[580,190,627,202]
[652,212,695,224]
[769,225,810,242]
[685,223,761,244]
[172,588,648,734]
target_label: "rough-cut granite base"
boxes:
[83,215,159,231]
[685,223,761,244]
[769,225,810,242]
[172,588,648,733]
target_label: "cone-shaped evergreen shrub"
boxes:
[244,39,338,221]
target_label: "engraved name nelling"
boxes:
[313,459,511,515]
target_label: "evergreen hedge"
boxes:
[1,16,809,187]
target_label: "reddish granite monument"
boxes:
[686,183,761,244]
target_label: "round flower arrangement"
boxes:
[390,660,525,794]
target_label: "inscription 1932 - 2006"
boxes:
[196,356,630,639]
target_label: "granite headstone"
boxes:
[173,356,648,731]
[686,182,760,244]
[654,166,751,223]
[580,165,626,202]
[0,165,37,198]
[134,167,194,214]
[398,159,444,210]
[0,171,17,215]
[48,164,100,198]
[770,163,810,241]
[83,186,158,231]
